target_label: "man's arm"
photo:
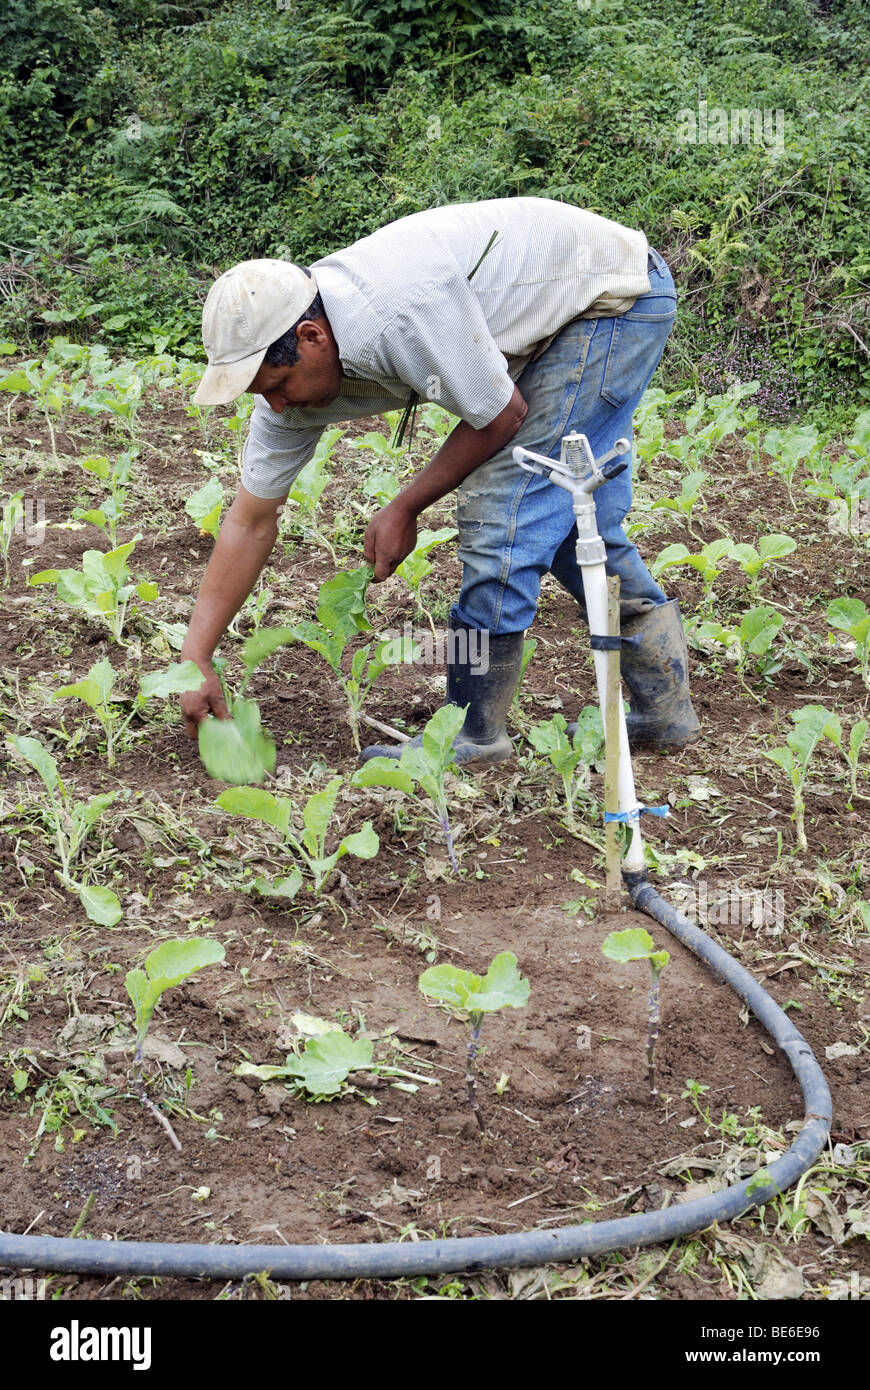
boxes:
[363,385,528,580]
[180,484,287,735]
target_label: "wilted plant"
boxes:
[601,927,669,1100]
[418,952,530,1133]
[215,775,379,900]
[353,704,466,870]
[6,734,121,925]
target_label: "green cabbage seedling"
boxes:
[764,705,839,851]
[30,538,158,645]
[235,1026,437,1100]
[353,703,466,869]
[602,928,669,1100]
[6,734,121,924]
[216,775,378,897]
[418,952,530,1133]
[71,450,135,546]
[826,597,870,685]
[52,659,204,767]
[185,477,223,539]
[395,527,458,632]
[125,937,225,1063]
[527,708,603,827]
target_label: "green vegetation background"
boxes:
[1,0,867,413]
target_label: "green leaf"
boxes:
[138,660,204,700]
[740,606,783,655]
[145,937,225,988]
[602,927,656,964]
[316,567,372,638]
[216,786,292,835]
[421,702,466,768]
[292,1032,374,1096]
[419,951,529,1014]
[302,776,343,852]
[252,870,303,900]
[758,533,797,563]
[198,697,276,785]
[7,734,59,791]
[77,883,123,926]
[79,454,111,480]
[352,759,416,795]
[185,478,223,537]
[242,626,298,672]
[136,580,159,602]
[339,822,379,860]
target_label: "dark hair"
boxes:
[264,269,325,368]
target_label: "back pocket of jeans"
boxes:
[600,305,676,408]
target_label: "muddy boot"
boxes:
[360,623,525,765]
[620,599,700,748]
[568,599,700,750]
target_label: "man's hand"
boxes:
[180,660,229,739]
[178,484,286,736]
[364,498,419,581]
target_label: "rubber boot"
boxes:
[360,623,525,765]
[569,599,700,750]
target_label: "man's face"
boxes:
[247,319,343,413]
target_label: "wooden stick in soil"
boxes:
[604,575,623,910]
[467,1014,486,1134]
[647,962,661,1101]
[131,1064,182,1152]
[359,713,411,743]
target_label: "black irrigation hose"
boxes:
[0,872,832,1282]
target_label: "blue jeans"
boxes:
[452,248,676,633]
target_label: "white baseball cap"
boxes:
[193,259,320,406]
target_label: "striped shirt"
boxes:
[241,197,650,499]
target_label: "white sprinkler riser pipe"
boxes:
[575,525,646,874]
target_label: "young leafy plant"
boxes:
[215,775,379,899]
[6,734,121,925]
[284,426,344,561]
[811,712,868,808]
[602,928,669,1100]
[418,952,530,1133]
[395,527,458,632]
[695,605,784,690]
[764,705,839,851]
[352,703,466,870]
[729,533,796,595]
[30,539,158,645]
[826,597,870,685]
[71,451,135,546]
[242,565,416,751]
[126,938,225,1064]
[185,477,223,539]
[651,468,709,537]
[527,708,604,827]
[52,659,204,767]
[234,1021,438,1101]
[652,538,734,601]
[1,491,24,582]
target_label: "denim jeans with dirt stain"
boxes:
[451,247,677,635]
